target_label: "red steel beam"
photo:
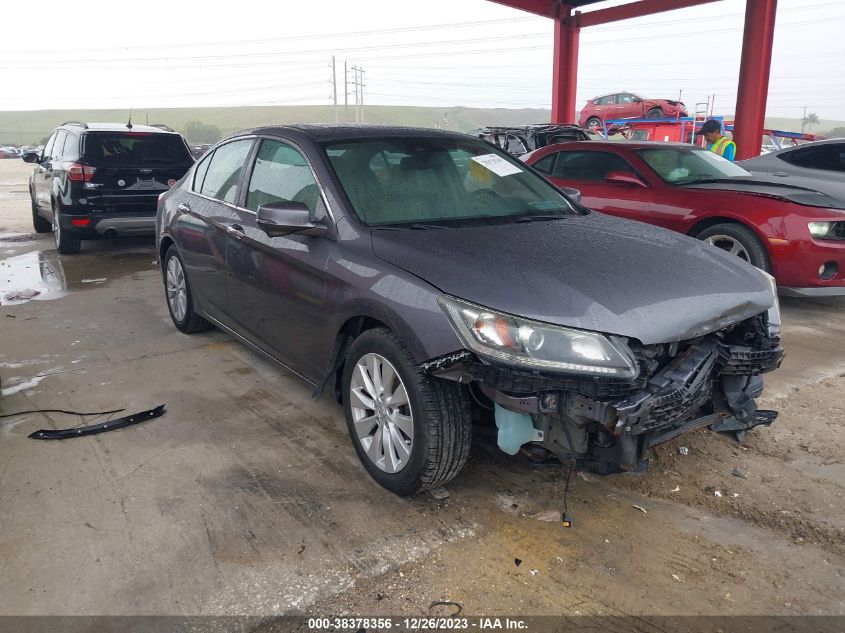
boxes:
[577,0,721,28]
[485,0,558,18]
[733,0,777,160]
[551,11,580,123]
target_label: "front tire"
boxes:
[163,245,212,333]
[696,223,771,272]
[342,328,472,495]
[32,192,51,233]
[52,203,81,254]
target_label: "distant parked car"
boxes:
[190,144,212,159]
[157,124,783,494]
[738,138,845,202]
[472,124,600,156]
[523,140,845,296]
[0,147,19,159]
[22,122,194,254]
[578,92,687,130]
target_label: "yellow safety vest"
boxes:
[708,136,737,160]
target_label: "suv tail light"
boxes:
[67,162,96,182]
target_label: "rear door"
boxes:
[226,136,334,379]
[544,149,652,222]
[616,93,641,119]
[174,138,254,322]
[81,131,194,215]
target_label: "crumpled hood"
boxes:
[371,212,774,344]
[685,179,845,210]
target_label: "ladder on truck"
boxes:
[691,95,715,146]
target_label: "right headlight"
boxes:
[760,271,781,338]
[438,295,638,378]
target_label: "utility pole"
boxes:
[330,56,338,123]
[344,60,349,123]
[358,67,366,123]
[350,65,361,123]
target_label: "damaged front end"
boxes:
[425,302,784,474]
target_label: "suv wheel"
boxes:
[342,328,472,495]
[697,223,771,272]
[163,245,212,333]
[586,117,603,130]
[32,192,51,233]
[52,203,81,254]
[647,107,663,118]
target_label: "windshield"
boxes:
[82,132,193,166]
[637,146,751,185]
[322,137,578,226]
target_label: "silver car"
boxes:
[739,139,845,202]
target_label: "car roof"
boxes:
[231,124,468,143]
[777,137,845,150]
[59,122,182,135]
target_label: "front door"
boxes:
[226,137,334,380]
[34,132,59,215]
[545,149,653,223]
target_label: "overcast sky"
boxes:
[1,0,843,121]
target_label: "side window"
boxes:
[199,139,253,204]
[192,149,214,192]
[618,94,634,104]
[505,135,528,155]
[43,132,58,161]
[553,151,635,181]
[61,133,78,159]
[246,139,325,221]
[782,144,845,172]
[52,131,67,159]
[596,95,614,106]
[532,153,557,174]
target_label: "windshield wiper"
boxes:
[373,222,447,230]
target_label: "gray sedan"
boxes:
[156,125,783,495]
[739,139,845,202]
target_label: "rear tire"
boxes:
[647,107,663,118]
[52,204,81,254]
[163,245,212,334]
[32,193,51,233]
[586,117,603,130]
[342,328,473,496]
[696,223,771,272]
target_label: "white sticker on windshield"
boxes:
[470,153,523,177]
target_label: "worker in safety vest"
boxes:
[696,119,736,161]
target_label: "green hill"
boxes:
[0,105,552,145]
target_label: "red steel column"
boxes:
[551,10,580,124]
[733,0,778,159]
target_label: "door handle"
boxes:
[771,171,789,177]
[226,223,245,239]
[177,202,191,213]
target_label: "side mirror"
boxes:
[605,171,646,187]
[632,97,642,103]
[22,152,41,164]
[559,186,582,205]
[256,201,327,238]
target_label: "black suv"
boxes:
[23,122,194,254]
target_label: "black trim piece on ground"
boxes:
[27,405,166,440]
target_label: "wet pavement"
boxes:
[0,161,843,617]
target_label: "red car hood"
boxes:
[684,179,845,210]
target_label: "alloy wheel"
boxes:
[166,256,188,322]
[705,235,751,262]
[349,353,414,474]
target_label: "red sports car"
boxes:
[523,141,845,296]
[578,92,687,130]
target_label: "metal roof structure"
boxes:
[487,0,778,159]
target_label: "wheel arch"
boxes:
[687,215,773,268]
[158,235,176,273]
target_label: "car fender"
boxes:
[687,211,783,247]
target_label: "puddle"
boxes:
[0,248,156,306]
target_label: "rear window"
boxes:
[82,132,192,166]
